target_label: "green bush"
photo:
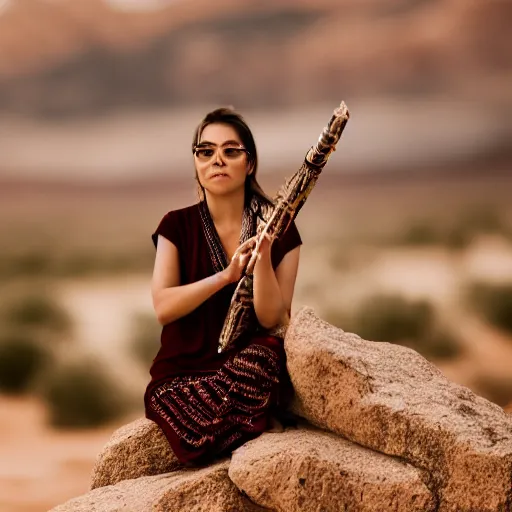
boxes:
[324,294,462,361]
[467,282,512,334]
[0,334,50,394]
[6,293,72,334]
[40,358,130,428]
[129,312,161,367]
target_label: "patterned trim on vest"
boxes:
[198,194,262,273]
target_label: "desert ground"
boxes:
[1,169,512,511]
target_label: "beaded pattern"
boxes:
[198,195,261,273]
[148,344,280,452]
[199,194,285,349]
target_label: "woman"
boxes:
[144,107,302,467]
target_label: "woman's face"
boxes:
[194,123,251,197]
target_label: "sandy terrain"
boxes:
[1,170,512,511]
[2,239,512,512]
[3,235,512,511]
[0,396,138,512]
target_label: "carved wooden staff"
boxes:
[218,101,350,353]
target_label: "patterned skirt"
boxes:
[145,337,291,466]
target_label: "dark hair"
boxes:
[192,107,273,206]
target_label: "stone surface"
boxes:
[53,460,266,512]
[90,417,181,490]
[229,425,435,512]
[285,306,512,512]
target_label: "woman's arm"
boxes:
[151,235,229,325]
[253,241,301,329]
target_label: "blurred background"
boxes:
[0,0,511,510]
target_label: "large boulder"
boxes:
[90,417,181,489]
[52,459,265,512]
[229,425,435,512]
[52,306,512,511]
[285,306,512,512]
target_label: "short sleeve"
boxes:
[271,219,302,269]
[151,210,181,250]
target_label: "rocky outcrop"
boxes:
[286,307,512,512]
[51,305,512,511]
[1,1,511,115]
[53,460,265,512]
[229,426,435,512]
[90,417,181,489]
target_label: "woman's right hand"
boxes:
[221,236,257,285]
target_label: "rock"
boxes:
[90,417,181,490]
[285,306,512,512]
[52,459,265,512]
[229,425,435,512]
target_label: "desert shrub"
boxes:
[40,358,130,428]
[324,294,462,360]
[322,308,353,333]
[397,207,509,250]
[6,293,72,334]
[351,294,433,343]
[397,326,461,361]
[129,312,160,367]
[466,282,512,334]
[399,223,444,246]
[457,206,506,235]
[57,253,101,277]
[328,247,354,272]
[398,220,474,250]
[0,334,50,394]
[0,248,154,279]
[443,224,474,250]
[1,251,52,278]
[473,375,512,407]
[443,205,506,249]
[57,251,153,277]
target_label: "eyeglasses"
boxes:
[193,144,249,162]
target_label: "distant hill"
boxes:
[0,0,511,119]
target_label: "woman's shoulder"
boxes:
[157,202,202,228]
[162,202,200,220]
[270,218,303,269]
[152,203,200,248]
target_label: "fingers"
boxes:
[231,232,271,263]
[233,237,257,258]
[230,249,252,271]
[232,241,251,261]
[227,252,250,282]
